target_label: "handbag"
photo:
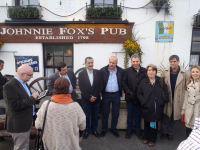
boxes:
[35,100,51,150]
[182,115,185,125]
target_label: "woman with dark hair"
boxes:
[181,65,200,137]
[137,64,168,147]
[35,77,86,150]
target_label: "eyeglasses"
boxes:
[25,73,33,77]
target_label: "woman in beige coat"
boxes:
[181,65,200,137]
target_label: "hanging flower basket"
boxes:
[0,40,3,49]
[121,33,143,69]
[151,0,169,13]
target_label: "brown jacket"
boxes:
[182,79,200,129]
[162,67,189,120]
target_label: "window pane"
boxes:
[64,46,73,56]
[191,42,200,52]
[20,0,38,5]
[54,57,63,65]
[190,55,199,66]
[193,30,200,41]
[94,0,103,4]
[54,46,63,56]
[64,57,73,67]
[45,46,53,55]
[105,0,114,5]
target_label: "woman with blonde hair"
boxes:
[181,65,200,137]
[35,77,86,150]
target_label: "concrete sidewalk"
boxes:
[0,120,186,150]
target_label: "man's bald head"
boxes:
[17,64,33,82]
[109,56,118,71]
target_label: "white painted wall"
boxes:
[0,0,200,78]
[0,43,43,84]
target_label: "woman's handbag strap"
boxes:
[41,100,51,140]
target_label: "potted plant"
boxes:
[121,33,143,69]
[151,0,169,13]
[8,6,40,19]
[86,6,122,19]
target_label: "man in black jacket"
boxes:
[0,59,8,100]
[122,54,146,139]
[78,57,103,139]
[100,56,124,138]
[3,64,39,150]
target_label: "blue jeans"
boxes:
[82,102,100,133]
[126,102,141,132]
[102,92,121,132]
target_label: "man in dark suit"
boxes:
[78,57,103,139]
[100,56,124,138]
[0,59,8,100]
[47,62,76,101]
[122,54,146,140]
[3,64,39,150]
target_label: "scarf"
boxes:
[150,77,157,129]
[51,94,73,104]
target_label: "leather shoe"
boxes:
[168,134,173,141]
[125,131,133,139]
[101,131,106,137]
[135,131,143,140]
[92,131,101,138]
[149,142,155,147]
[143,140,148,144]
[161,133,167,139]
[83,132,89,139]
[110,129,119,138]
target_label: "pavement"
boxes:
[0,119,186,150]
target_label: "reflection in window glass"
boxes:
[54,46,63,56]
[54,57,63,65]
[64,46,73,56]
[64,57,73,67]
[191,42,200,52]
[45,55,53,66]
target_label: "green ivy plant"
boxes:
[151,0,169,13]
[86,7,122,18]
[8,6,40,18]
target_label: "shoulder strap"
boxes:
[41,100,51,140]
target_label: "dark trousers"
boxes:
[143,120,158,143]
[126,102,141,132]
[186,127,192,138]
[82,102,100,133]
[162,113,176,135]
[102,92,121,132]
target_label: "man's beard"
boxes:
[0,69,2,72]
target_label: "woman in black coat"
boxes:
[137,64,168,147]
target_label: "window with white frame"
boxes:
[91,0,117,6]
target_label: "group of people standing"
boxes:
[1,53,200,150]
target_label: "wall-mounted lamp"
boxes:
[66,49,72,54]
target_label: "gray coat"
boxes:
[47,68,76,93]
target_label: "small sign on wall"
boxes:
[155,21,174,42]
[15,56,39,72]
[54,0,74,12]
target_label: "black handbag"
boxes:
[35,100,51,150]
